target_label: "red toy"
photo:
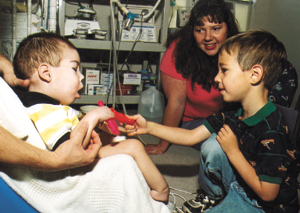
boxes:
[110,108,135,125]
[97,101,120,135]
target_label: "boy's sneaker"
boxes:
[182,189,220,213]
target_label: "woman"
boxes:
[145,0,239,154]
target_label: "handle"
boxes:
[97,101,120,135]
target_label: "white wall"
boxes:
[249,0,300,108]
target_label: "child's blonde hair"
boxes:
[219,29,287,90]
[14,32,76,79]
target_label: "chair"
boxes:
[0,178,38,212]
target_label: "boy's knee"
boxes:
[123,139,144,154]
[201,134,223,158]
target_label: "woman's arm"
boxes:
[145,72,187,154]
[217,125,280,201]
[0,122,101,171]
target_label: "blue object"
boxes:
[0,178,38,212]
[126,11,139,20]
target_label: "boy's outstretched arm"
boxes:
[217,124,280,201]
[125,114,212,146]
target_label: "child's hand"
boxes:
[123,114,148,136]
[86,106,115,123]
[80,106,115,147]
[216,124,240,156]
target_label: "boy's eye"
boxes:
[221,68,227,73]
[213,27,220,31]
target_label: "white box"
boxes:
[123,73,141,85]
[64,19,101,36]
[119,23,157,42]
[84,69,100,95]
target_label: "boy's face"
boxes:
[215,50,252,103]
[51,46,83,105]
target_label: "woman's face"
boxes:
[193,17,228,56]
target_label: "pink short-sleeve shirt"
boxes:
[160,41,223,122]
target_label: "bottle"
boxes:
[138,86,165,123]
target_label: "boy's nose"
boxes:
[79,72,84,81]
[214,72,222,84]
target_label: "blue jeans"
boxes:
[199,134,264,213]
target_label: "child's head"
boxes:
[218,29,287,91]
[14,32,84,105]
[14,32,77,80]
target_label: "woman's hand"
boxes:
[145,142,169,155]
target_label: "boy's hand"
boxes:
[123,114,148,136]
[77,106,115,147]
[216,124,240,156]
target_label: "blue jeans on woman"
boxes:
[199,134,265,213]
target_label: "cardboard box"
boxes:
[123,73,141,85]
[83,68,100,95]
[116,84,132,95]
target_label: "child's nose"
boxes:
[79,72,84,81]
[214,72,221,84]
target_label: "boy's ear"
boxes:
[250,64,263,85]
[37,63,52,82]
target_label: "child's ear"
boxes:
[250,64,263,85]
[37,63,52,82]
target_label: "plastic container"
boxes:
[138,86,165,123]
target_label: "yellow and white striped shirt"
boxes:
[26,104,79,150]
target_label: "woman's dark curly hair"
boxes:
[165,0,239,91]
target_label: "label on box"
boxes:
[123,73,141,85]
[88,84,95,95]
[87,84,109,95]
[86,70,100,84]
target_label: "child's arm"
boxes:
[126,114,212,146]
[217,125,280,201]
[73,106,115,147]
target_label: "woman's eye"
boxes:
[195,28,204,33]
[213,27,220,31]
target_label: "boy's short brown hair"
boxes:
[219,29,287,90]
[13,32,76,79]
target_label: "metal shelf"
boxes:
[60,0,170,105]
[69,39,166,52]
[74,95,140,104]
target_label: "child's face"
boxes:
[51,46,83,105]
[215,50,252,103]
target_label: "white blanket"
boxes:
[0,77,169,213]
